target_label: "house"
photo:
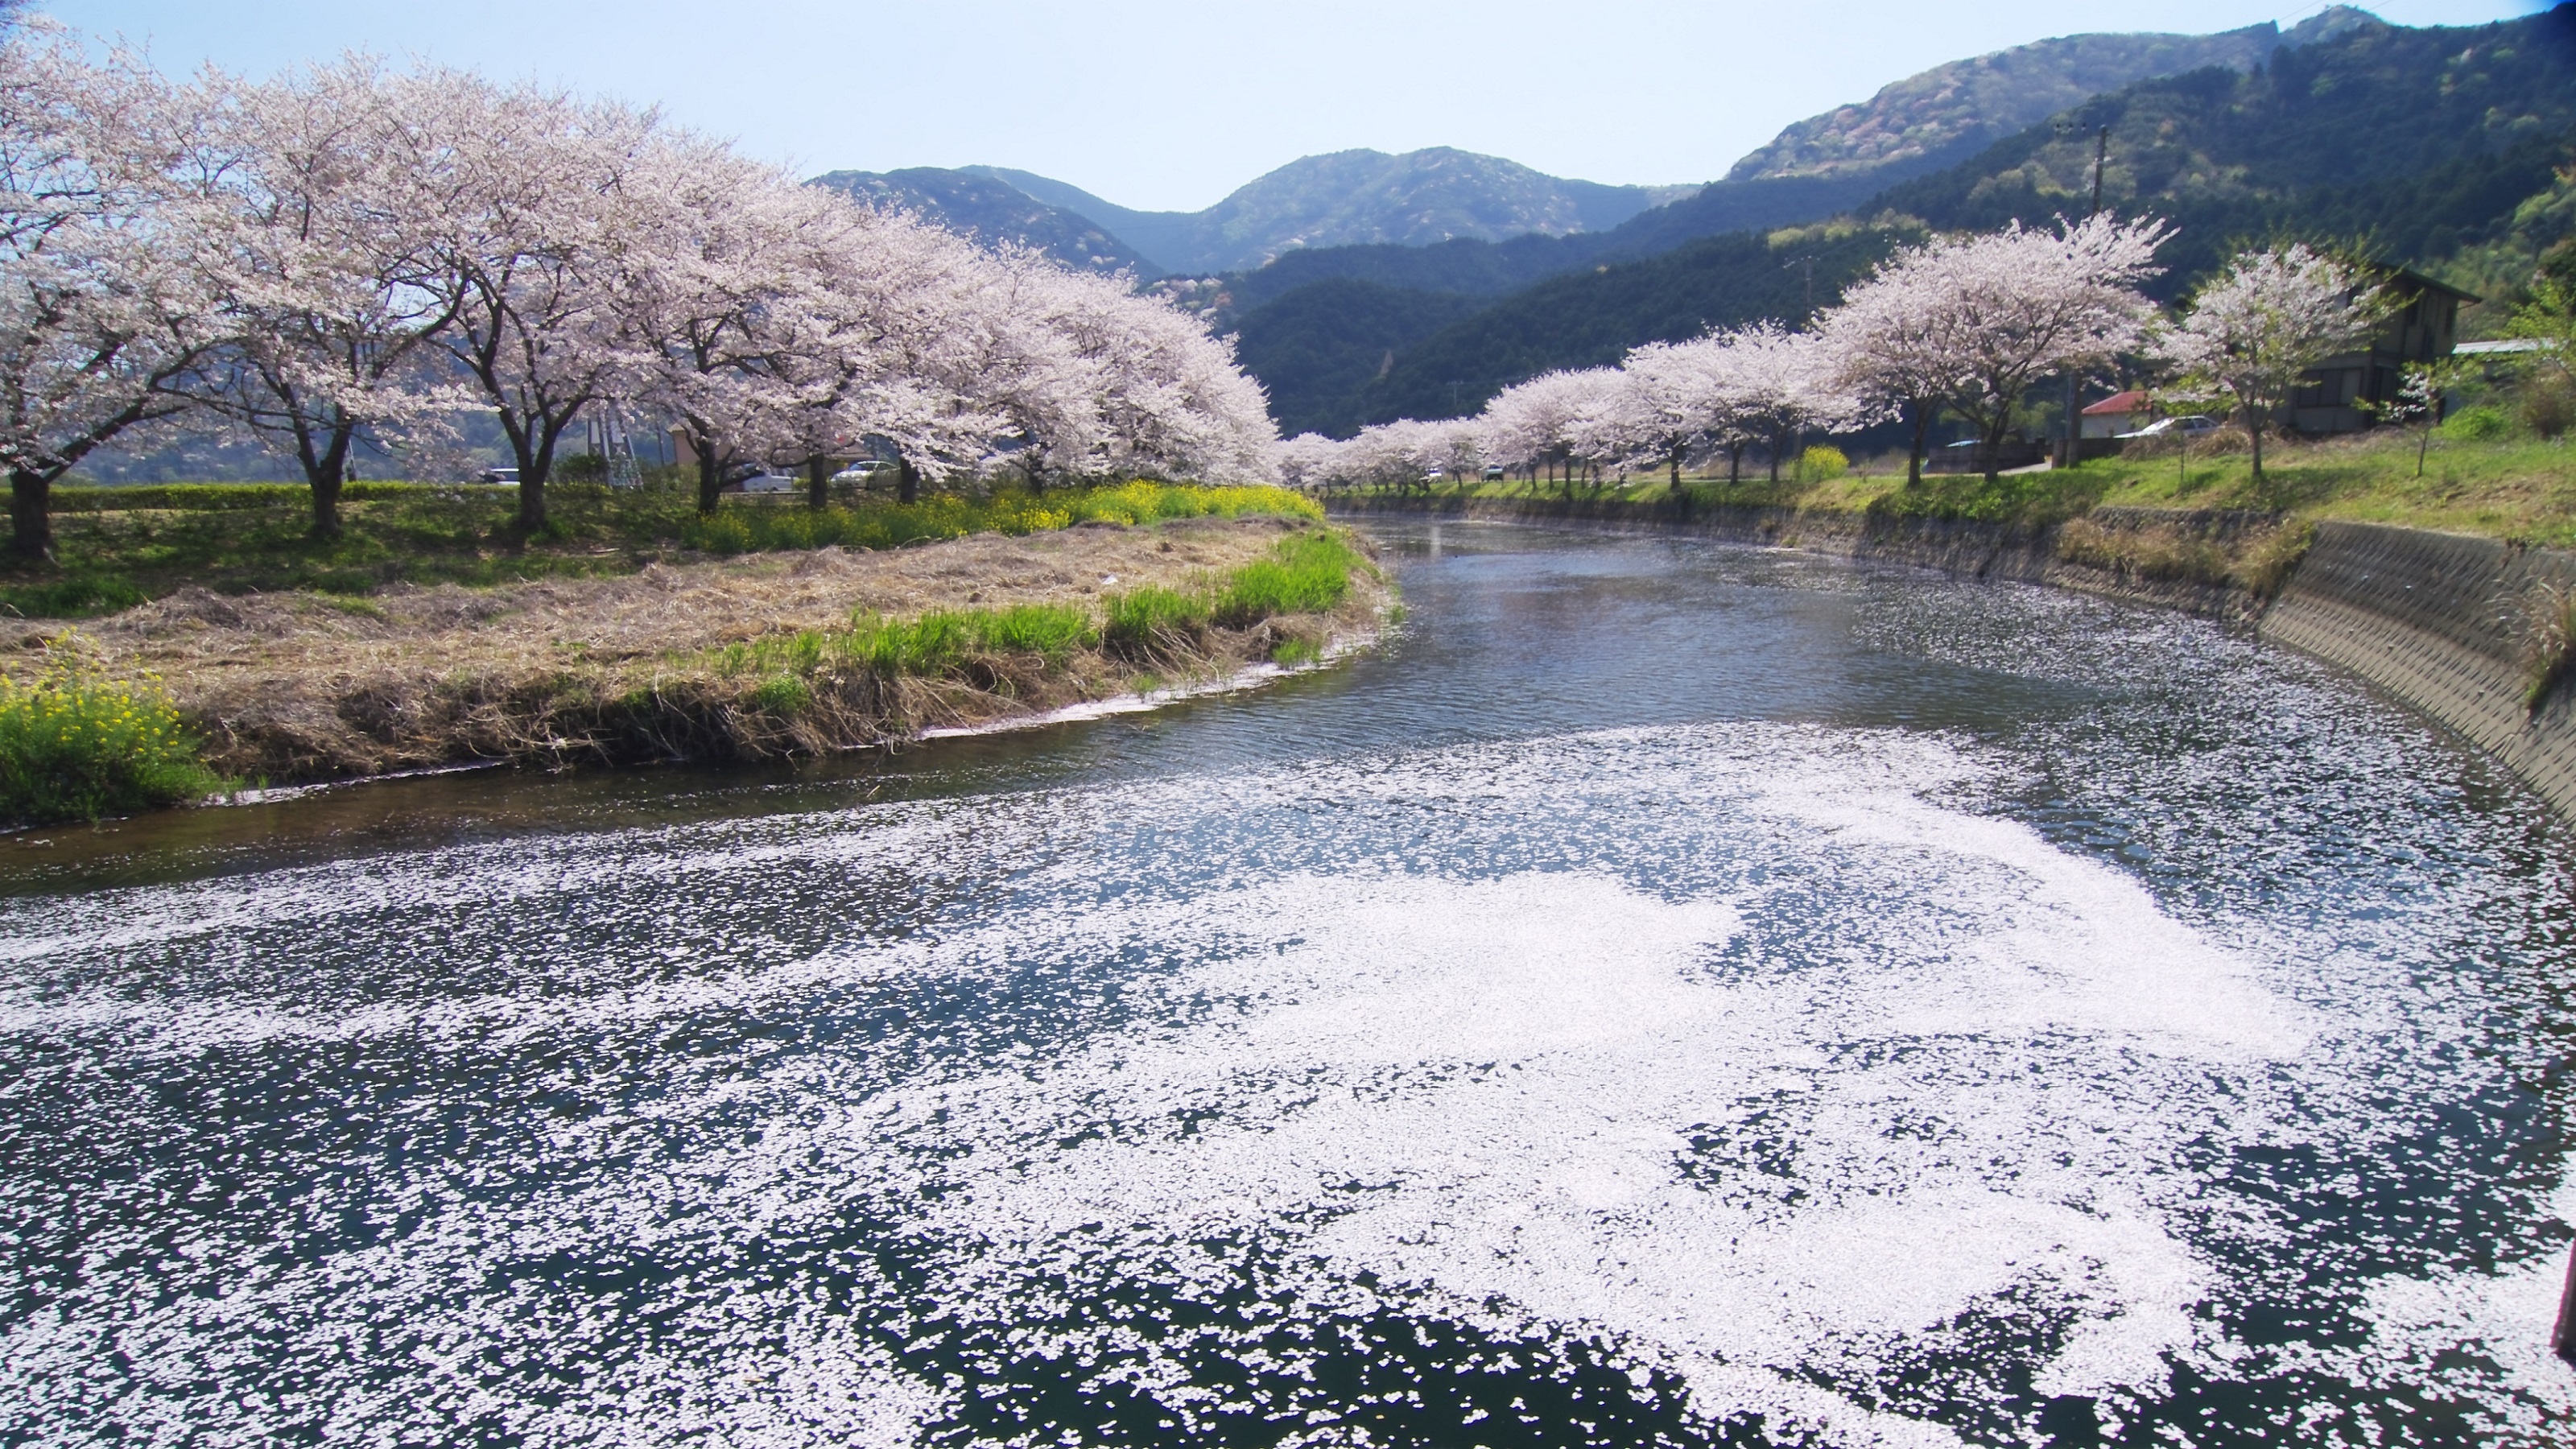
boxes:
[2079,389,2153,439]
[2287,269,2478,435]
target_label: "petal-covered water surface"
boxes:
[3,522,2571,1448]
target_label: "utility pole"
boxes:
[2060,124,2112,470]
[1784,254,1817,320]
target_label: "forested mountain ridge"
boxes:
[816,151,1691,279]
[807,168,1156,277]
[1727,8,2377,184]
[1869,6,2576,292]
[1244,6,2576,437]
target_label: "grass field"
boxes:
[2,480,1323,620]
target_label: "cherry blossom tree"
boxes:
[1822,214,2169,484]
[619,136,836,513]
[1480,369,1619,496]
[1273,431,1341,491]
[2157,243,2391,483]
[187,57,469,538]
[1609,340,1723,492]
[0,25,225,560]
[1012,262,1277,486]
[415,71,659,535]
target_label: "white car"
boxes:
[2114,415,2221,440]
[736,473,801,494]
[832,461,890,484]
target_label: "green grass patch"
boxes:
[1214,530,1359,625]
[0,661,223,826]
[1103,585,1212,653]
[51,481,518,513]
[700,528,1368,691]
[681,481,1321,555]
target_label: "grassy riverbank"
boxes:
[1381,429,2572,538]
[0,484,1379,828]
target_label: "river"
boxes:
[4,520,2573,1447]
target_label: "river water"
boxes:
[5,521,2575,1448]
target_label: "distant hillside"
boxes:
[806,167,1155,277]
[1229,280,1484,437]
[812,150,1689,279]
[1146,148,1690,274]
[1729,8,2377,184]
[1242,6,2576,437]
[1870,6,2576,293]
[1183,11,2386,322]
[1339,228,1900,433]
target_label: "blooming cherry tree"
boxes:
[415,72,662,535]
[2158,243,2390,483]
[187,57,469,537]
[0,25,223,559]
[1822,214,2169,482]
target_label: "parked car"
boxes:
[2114,415,2220,440]
[736,473,800,494]
[1482,466,1506,481]
[831,460,890,484]
[477,466,518,484]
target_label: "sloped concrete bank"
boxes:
[1331,493,2576,819]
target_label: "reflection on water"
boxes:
[3,522,2573,1447]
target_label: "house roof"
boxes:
[2384,266,2480,305]
[2082,389,2150,415]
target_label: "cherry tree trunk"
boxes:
[696,449,727,516]
[8,469,51,562]
[807,456,831,510]
[897,455,920,506]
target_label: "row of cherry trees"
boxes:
[0,24,1279,559]
[1283,215,2391,493]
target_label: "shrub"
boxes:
[2436,405,2511,443]
[1795,445,1849,482]
[2519,378,2573,440]
[2524,583,2576,712]
[0,660,221,826]
[2231,521,2316,600]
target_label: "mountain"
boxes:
[1727,7,2380,185]
[805,167,1158,277]
[1868,6,2576,295]
[989,149,1693,275]
[1174,10,2394,324]
[1248,6,2576,436]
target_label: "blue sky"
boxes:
[50,1,2557,212]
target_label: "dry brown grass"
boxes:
[2,517,1387,782]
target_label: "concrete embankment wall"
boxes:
[2261,522,2576,816]
[1330,494,2576,818]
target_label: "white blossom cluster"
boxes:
[0,23,1281,555]
[1285,213,2388,493]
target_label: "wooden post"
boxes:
[2553,1241,2576,1363]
